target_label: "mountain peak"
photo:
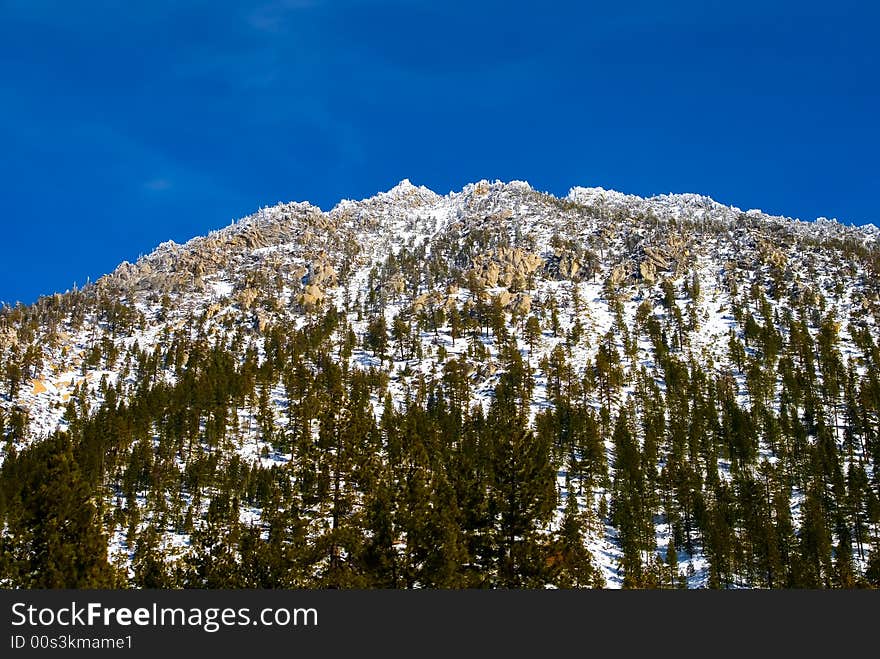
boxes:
[3,174,879,591]
[382,178,433,198]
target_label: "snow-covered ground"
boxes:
[2,179,877,587]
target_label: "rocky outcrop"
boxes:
[496,290,513,308]
[639,260,657,284]
[510,293,532,316]
[306,258,338,288]
[412,292,443,313]
[255,310,270,333]
[643,246,671,271]
[610,264,629,286]
[470,247,544,291]
[442,295,459,313]
[95,203,334,297]
[757,240,788,270]
[559,254,581,279]
[0,327,17,349]
[638,242,689,282]
[298,284,325,308]
[545,248,584,281]
[237,287,260,310]
[205,303,223,320]
[383,274,406,296]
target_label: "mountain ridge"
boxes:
[104,179,877,295]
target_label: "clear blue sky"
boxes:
[1,0,877,304]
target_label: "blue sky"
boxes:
[1,0,877,304]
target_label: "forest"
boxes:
[1,183,879,588]
[2,267,879,588]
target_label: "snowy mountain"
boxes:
[1,180,878,589]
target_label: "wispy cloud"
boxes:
[245,0,322,34]
[143,178,172,192]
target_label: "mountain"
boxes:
[1,179,878,588]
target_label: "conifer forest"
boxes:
[2,181,879,588]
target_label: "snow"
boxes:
[210,279,234,298]
[3,178,876,586]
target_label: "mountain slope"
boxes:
[1,180,879,588]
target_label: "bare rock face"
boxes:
[559,255,580,279]
[412,292,443,314]
[639,260,657,284]
[307,259,338,288]
[255,311,270,333]
[665,233,690,260]
[298,284,325,308]
[91,202,333,300]
[490,209,513,222]
[470,247,544,291]
[412,293,432,313]
[610,264,629,286]
[291,265,309,283]
[0,327,18,349]
[643,246,671,271]
[505,246,544,274]
[474,362,497,380]
[484,262,501,288]
[545,248,584,281]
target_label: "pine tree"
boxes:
[610,408,651,588]
[553,489,603,588]
[2,433,116,588]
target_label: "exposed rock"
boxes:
[307,259,338,288]
[475,363,497,380]
[484,262,501,288]
[298,284,325,308]
[291,265,309,283]
[470,247,544,291]
[0,327,17,348]
[238,288,260,310]
[758,240,788,269]
[413,293,431,313]
[565,257,581,279]
[510,293,532,316]
[610,265,628,286]
[383,274,406,296]
[413,292,442,313]
[644,246,671,270]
